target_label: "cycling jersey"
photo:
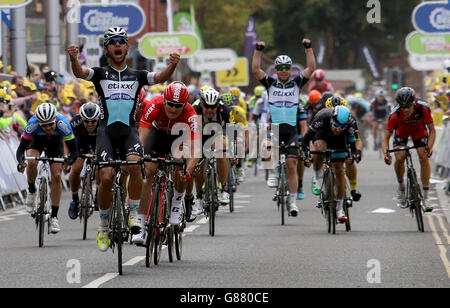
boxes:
[87,66,156,127]
[140,95,200,140]
[370,98,390,121]
[70,115,98,155]
[307,80,335,94]
[386,99,433,142]
[259,74,309,127]
[194,103,231,128]
[229,105,248,128]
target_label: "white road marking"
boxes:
[82,273,119,288]
[370,208,396,214]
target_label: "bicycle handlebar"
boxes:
[79,154,96,159]
[25,156,66,163]
[143,155,185,166]
[310,149,349,155]
[387,145,426,154]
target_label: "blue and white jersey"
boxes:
[87,66,156,127]
[23,113,74,141]
[259,74,309,127]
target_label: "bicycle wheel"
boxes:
[167,226,174,263]
[344,200,351,232]
[207,175,216,237]
[408,171,424,232]
[322,170,335,234]
[279,167,286,226]
[145,185,160,268]
[155,184,168,265]
[113,189,124,275]
[81,177,92,241]
[228,163,234,213]
[38,178,47,248]
[174,225,183,260]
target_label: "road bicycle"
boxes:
[387,145,427,232]
[203,155,220,237]
[143,156,186,267]
[25,155,65,248]
[309,149,353,234]
[271,142,289,226]
[79,153,97,240]
[97,159,145,275]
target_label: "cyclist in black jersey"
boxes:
[68,103,100,220]
[68,26,180,252]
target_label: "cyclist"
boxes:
[382,87,435,212]
[252,38,316,217]
[248,85,267,124]
[67,26,180,251]
[325,96,362,201]
[186,88,236,217]
[68,102,101,219]
[307,69,335,94]
[221,92,249,183]
[301,106,359,222]
[230,87,248,114]
[133,81,200,245]
[370,89,390,151]
[192,86,213,106]
[16,103,78,233]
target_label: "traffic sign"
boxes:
[216,57,249,87]
[0,0,32,8]
[79,3,145,37]
[412,0,450,34]
[406,31,450,55]
[187,48,237,72]
[138,32,200,59]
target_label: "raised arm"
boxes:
[301,38,316,79]
[67,46,91,80]
[154,53,181,84]
[252,42,266,81]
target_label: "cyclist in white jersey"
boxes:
[251,39,316,217]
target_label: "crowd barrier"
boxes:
[432,113,450,195]
[0,136,28,210]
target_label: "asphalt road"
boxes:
[0,147,449,288]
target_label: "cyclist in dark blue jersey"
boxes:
[68,26,180,252]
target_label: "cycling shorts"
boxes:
[29,135,65,161]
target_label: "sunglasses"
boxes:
[332,121,347,129]
[165,99,185,109]
[83,119,98,123]
[40,121,56,128]
[202,102,218,109]
[399,103,413,109]
[107,38,127,46]
[276,65,291,71]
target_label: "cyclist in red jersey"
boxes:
[382,87,436,212]
[307,69,335,94]
[132,81,200,245]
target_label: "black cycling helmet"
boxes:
[80,102,101,121]
[395,87,416,106]
[320,92,334,104]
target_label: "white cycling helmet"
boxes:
[274,55,293,66]
[201,88,220,106]
[80,102,101,121]
[36,103,57,123]
[375,89,386,97]
[103,27,128,46]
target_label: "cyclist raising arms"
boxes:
[382,87,435,212]
[16,103,78,234]
[67,26,180,251]
[252,38,316,217]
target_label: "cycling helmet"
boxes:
[254,86,265,97]
[221,93,233,105]
[103,27,128,46]
[199,85,212,96]
[395,87,416,106]
[201,88,220,106]
[164,81,189,103]
[274,55,292,66]
[35,103,57,123]
[325,96,350,109]
[80,103,101,121]
[331,106,351,126]
[230,87,241,97]
[308,90,321,104]
[375,89,386,97]
[312,69,325,80]
[321,92,334,103]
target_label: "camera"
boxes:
[44,71,58,83]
